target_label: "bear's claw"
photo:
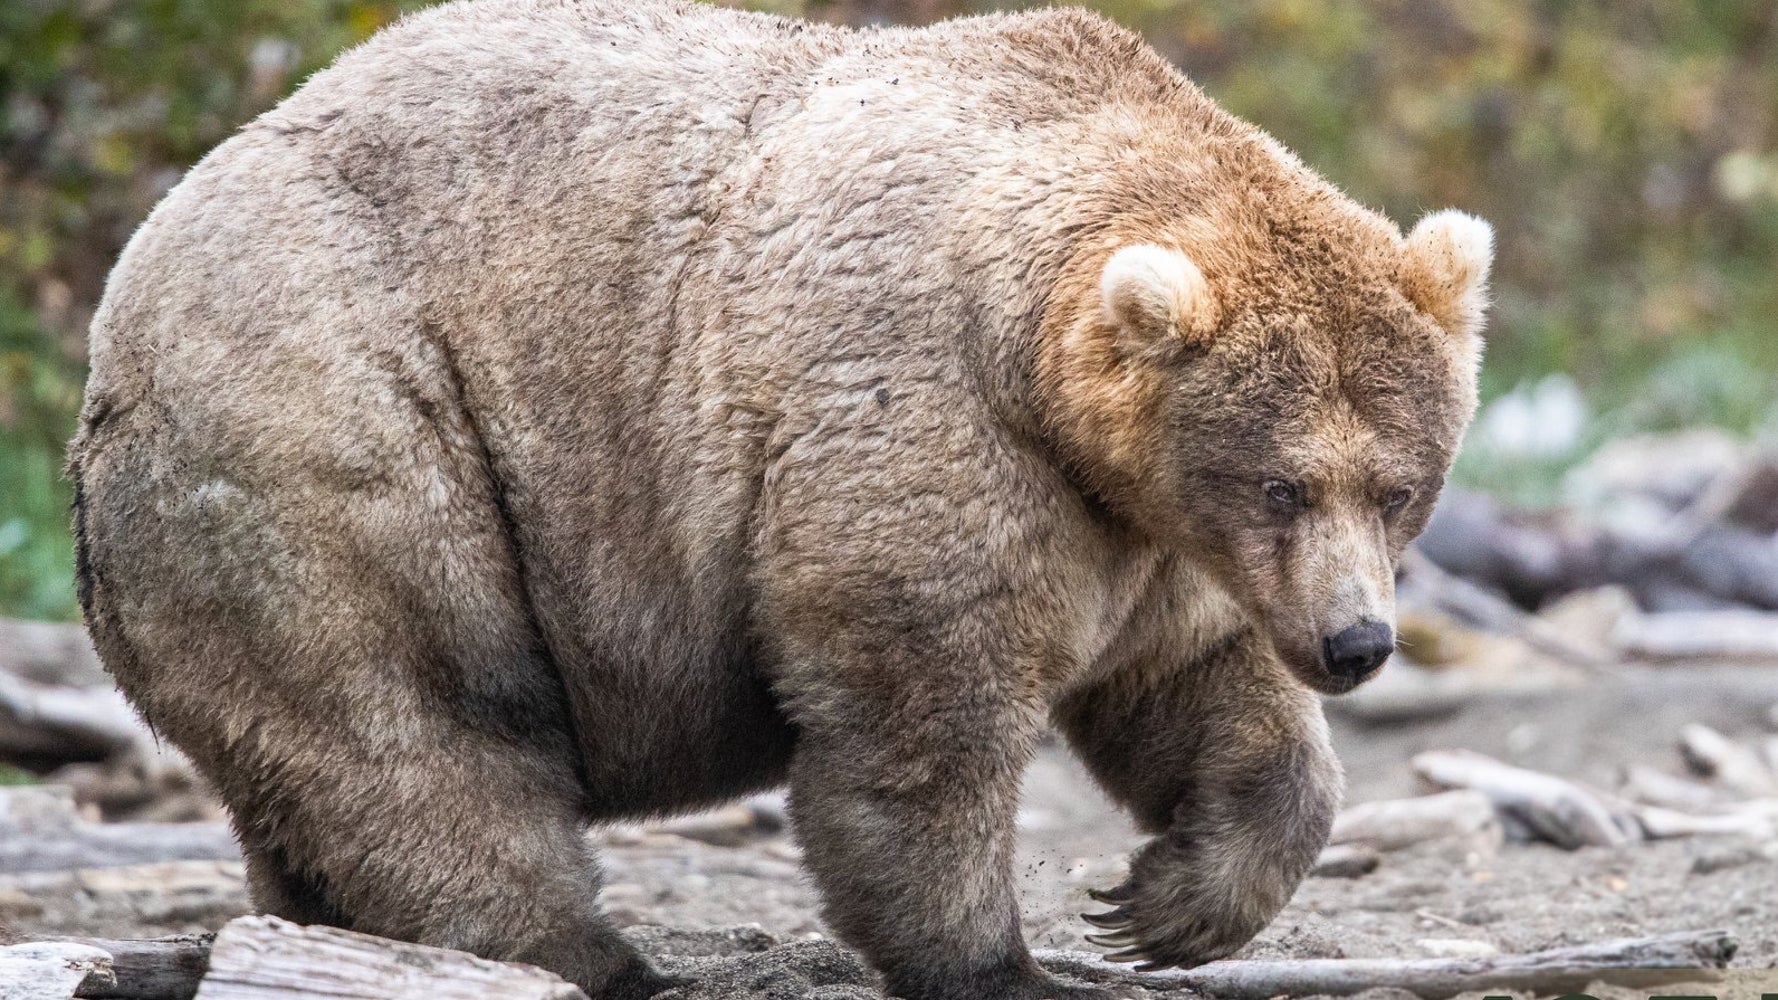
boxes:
[1080,907,1132,930]
[1087,884,1134,905]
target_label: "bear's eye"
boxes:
[1263,479,1303,511]
[1383,486,1415,516]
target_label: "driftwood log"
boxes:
[1617,610,1778,663]
[1413,749,1639,848]
[1308,843,1382,878]
[0,620,107,690]
[1679,723,1778,797]
[1037,929,1736,1000]
[1328,789,1502,854]
[0,673,146,768]
[0,787,238,875]
[0,940,114,1000]
[52,936,212,1000]
[0,862,248,940]
[196,916,586,1000]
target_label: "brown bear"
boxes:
[67,1,1492,998]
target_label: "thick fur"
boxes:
[68,2,1488,998]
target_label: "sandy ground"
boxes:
[11,664,1778,997]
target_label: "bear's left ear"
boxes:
[1399,210,1494,339]
[1099,244,1221,346]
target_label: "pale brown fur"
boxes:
[68,2,1489,998]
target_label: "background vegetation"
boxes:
[3,0,1775,620]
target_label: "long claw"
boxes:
[1104,949,1150,965]
[1085,932,1136,948]
[1088,884,1134,905]
[1080,908,1131,930]
[1134,960,1173,974]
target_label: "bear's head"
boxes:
[1039,164,1492,695]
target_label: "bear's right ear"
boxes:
[1400,210,1494,340]
[1099,244,1220,346]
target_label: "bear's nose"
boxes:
[1322,621,1394,681]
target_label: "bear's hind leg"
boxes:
[1053,630,1342,970]
[74,402,680,998]
[221,714,680,1000]
[237,832,347,928]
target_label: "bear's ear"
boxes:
[1400,210,1494,339]
[1099,244,1220,345]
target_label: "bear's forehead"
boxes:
[1192,313,1470,470]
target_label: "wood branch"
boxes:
[1035,929,1736,1000]
[0,620,108,689]
[190,916,588,1000]
[0,940,113,1000]
[53,935,212,1000]
[1413,749,1639,849]
[1329,790,1502,853]
[0,672,148,767]
[1678,723,1778,797]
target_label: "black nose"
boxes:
[1322,621,1394,680]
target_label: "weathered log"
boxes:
[0,787,237,874]
[1679,723,1778,797]
[55,936,211,1000]
[1396,549,1611,671]
[1036,929,1736,1000]
[0,786,81,834]
[0,823,240,876]
[1413,749,1638,848]
[0,673,147,768]
[0,862,248,939]
[1615,610,1778,663]
[0,941,113,1000]
[1632,803,1775,841]
[0,620,108,690]
[46,752,218,825]
[1328,790,1502,853]
[1620,764,1730,812]
[190,916,588,1000]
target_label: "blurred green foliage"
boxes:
[3,0,1777,617]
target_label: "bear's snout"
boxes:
[1321,620,1395,685]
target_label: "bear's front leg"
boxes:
[1054,630,1343,971]
[784,677,1115,1000]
